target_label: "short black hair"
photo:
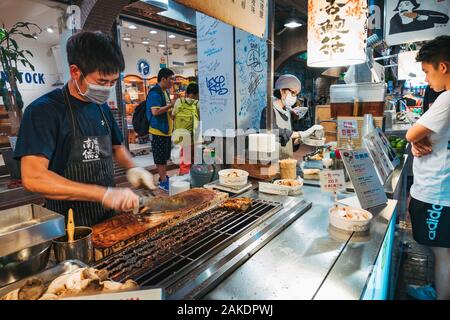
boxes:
[416,36,450,69]
[394,0,419,11]
[67,31,125,76]
[186,83,199,96]
[158,68,175,82]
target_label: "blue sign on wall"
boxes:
[137,59,151,77]
[1,71,45,84]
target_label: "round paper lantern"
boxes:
[308,0,368,68]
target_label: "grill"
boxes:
[93,192,311,299]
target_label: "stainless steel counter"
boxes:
[205,186,397,300]
[385,123,412,137]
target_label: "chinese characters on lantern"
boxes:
[319,0,349,55]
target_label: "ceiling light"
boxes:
[168,34,176,39]
[46,26,54,33]
[150,30,158,34]
[141,37,150,45]
[123,33,131,41]
[158,42,166,48]
[284,18,303,29]
[128,24,137,30]
[184,38,192,42]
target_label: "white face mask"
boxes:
[283,92,297,108]
[75,75,114,104]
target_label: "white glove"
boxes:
[126,167,157,190]
[299,125,325,140]
[102,187,139,212]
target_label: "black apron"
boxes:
[46,86,116,227]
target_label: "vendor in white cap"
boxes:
[260,74,324,159]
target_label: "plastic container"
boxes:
[218,169,249,187]
[330,83,386,117]
[273,178,303,195]
[329,206,373,232]
[330,83,386,103]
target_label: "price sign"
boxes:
[338,119,359,138]
[319,170,346,192]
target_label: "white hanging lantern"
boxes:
[307,0,368,68]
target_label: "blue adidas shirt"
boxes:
[14,88,124,175]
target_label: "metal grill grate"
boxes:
[93,199,282,286]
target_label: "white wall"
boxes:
[0,37,62,109]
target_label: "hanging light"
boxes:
[307,0,368,68]
[284,17,303,29]
[184,38,192,42]
[128,24,137,30]
[168,34,176,39]
[158,42,166,48]
[150,30,158,34]
[141,37,150,45]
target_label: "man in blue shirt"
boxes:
[146,68,175,192]
[14,31,156,226]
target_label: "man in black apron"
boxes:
[14,31,156,227]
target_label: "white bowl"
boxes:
[273,178,303,195]
[328,205,373,232]
[218,169,249,187]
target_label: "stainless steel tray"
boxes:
[0,260,88,297]
[0,204,65,257]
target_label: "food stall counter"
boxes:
[205,185,397,300]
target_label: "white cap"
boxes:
[275,74,301,92]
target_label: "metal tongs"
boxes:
[137,195,188,215]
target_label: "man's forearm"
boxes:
[23,169,106,202]
[151,105,171,116]
[113,145,136,170]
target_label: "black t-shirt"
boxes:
[14,88,124,175]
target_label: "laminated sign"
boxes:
[174,0,267,38]
[338,119,359,138]
[341,149,388,209]
[320,170,346,192]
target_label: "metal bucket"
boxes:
[52,227,93,265]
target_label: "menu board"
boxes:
[176,0,267,38]
[363,128,399,184]
[341,149,388,209]
[197,13,236,133]
[235,29,268,131]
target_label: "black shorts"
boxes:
[409,197,450,248]
[151,135,171,165]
